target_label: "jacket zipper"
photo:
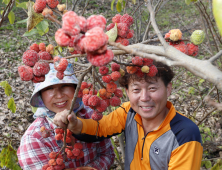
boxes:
[141,132,150,160]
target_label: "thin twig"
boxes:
[195,3,219,52]
[45,14,62,26]
[131,2,144,16]
[68,65,92,114]
[197,107,217,126]
[146,0,167,48]
[199,1,222,45]
[123,0,129,14]
[81,0,90,16]
[52,9,63,16]
[0,0,15,27]
[93,70,106,89]
[208,50,222,63]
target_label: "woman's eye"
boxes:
[45,87,53,91]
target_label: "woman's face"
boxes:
[41,84,75,113]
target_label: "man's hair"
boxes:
[119,61,174,89]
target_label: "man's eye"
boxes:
[149,87,156,91]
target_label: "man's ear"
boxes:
[167,83,172,97]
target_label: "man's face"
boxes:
[126,78,172,122]
[41,84,75,113]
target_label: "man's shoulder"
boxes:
[170,112,202,145]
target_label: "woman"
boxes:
[17,63,115,170]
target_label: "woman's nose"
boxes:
[54,89,64,98]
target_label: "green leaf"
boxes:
[111,0,115,11]
[31,106,37,113]
[185,0,191,5]
[188,87,195,95]
[23,29,38,36]
[211,163,220,170]
[0,144,21,169]
[8,98,16,113]
[8,11,15,24]
[1,10,3,15]
[16,18,28,24]
[106,23,118,42]
[213,0,222,36]
[36,20,49,35]
[58,46,63,53]
[74,57,78,62]
[116,1,122,12]
[3,0,10,5]
[53,49,59,56]
[204,160,212,168]
[198,79,205,86]
[122,0,126,8]
[132,0,136,5]
[16,2,28,9]
[5,83,12,96]
[15,0,19,6]
[110,138,120,160]
[0,81,8,88]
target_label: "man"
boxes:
[54,61,203,170]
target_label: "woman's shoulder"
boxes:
[22,117,51,139]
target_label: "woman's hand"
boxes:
[53,109,82,134]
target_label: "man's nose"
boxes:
[140,89,151,101]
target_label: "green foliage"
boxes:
[0,144,22,170]
[31,106,37,113]
[110,138,120,160]
[185,0,198,5]
[213,0,222,36]
[188,87,195,95]
[0,81,12,96]
[2,0,10,5]
[23,20,49,36]
[16,2,28,9]
[116,1,122,12]
[111,0,115,11]
[111,0,126,12]
[106,23,118,42]
[0,81,16,113]
[198,79,205,86]
[201,160,212,168]
[8,11,15,24]
[8,98,16,113]
[36,20,49,36]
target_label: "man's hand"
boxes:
[53,109,82,134]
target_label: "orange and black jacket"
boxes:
[78,101,203,170]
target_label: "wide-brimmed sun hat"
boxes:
[30,63,78,107]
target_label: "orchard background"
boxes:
[1,0,222,169]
